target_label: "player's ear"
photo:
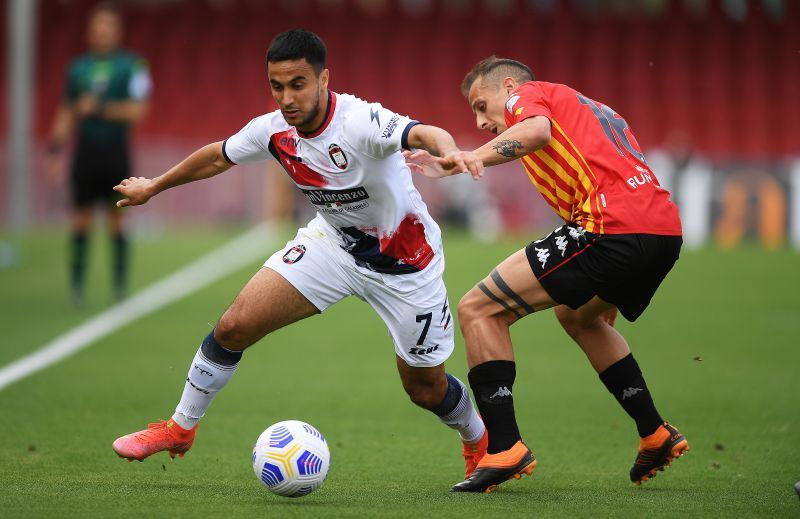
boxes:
[503,76,517,95]
[319,68,330,90]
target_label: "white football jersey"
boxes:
[223,91,442,275]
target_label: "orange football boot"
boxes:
[452,440,537,493]
[462,431,489,479]
[112,419,197,462]
[630,422,689,485]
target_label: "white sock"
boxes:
[172,334,241,429]
[438,375,485,444]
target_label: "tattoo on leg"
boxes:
[490,269,536,315]
[477,282,522,319]
[492,139,524,158]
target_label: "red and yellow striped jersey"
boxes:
[504,81,681,236]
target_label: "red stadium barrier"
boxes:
[8,0,798,235]
[30,0,799,157]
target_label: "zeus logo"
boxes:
[409,345,439,355]
[370,106,381,127]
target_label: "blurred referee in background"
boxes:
[45,3,151,306]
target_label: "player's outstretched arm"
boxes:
[405,124,484,179]
[113,141,233,207]
[473,116,551,167]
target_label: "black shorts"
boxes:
[70,139,130,208]
[525,223,682,322]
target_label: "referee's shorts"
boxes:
[70,139,130,208]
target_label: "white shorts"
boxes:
[263,217,454,368]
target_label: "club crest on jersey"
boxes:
[282,245,306,264]
[328,143,348,170]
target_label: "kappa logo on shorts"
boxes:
[555,235,568,256]
[568,226,587,243]
[282,245,306,264]
[534,247,550,269]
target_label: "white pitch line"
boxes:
[0,222,277,392]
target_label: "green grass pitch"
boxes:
[1,227,798,517]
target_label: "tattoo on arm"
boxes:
[492,139,524,158]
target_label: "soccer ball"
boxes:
[252,420,330,497]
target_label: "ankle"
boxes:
[484,439,524,456]
[640,423,668,447]
[170,413,199,432]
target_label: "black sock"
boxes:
[468,360,521,454]
[112,232,128,298]
[599,353,664,437]
[70,232,88,296]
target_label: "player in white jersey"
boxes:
[110,29,489,481]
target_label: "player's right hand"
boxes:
[113,176,155,207]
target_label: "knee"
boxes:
[401,379,443,410]
[215,309,256,351]
[457,289,489,328]
[555,306,597,342]
[458,288,515,330]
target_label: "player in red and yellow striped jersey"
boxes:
[499,79,681,236]
[406,56,688,493]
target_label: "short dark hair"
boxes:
[266,29,327,74]
[461,56,534,97]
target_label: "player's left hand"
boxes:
[403,150,451,178]
[404,149,485,180]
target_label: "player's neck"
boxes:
[296,90,332,136]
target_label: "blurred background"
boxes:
[3,0,799,248]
